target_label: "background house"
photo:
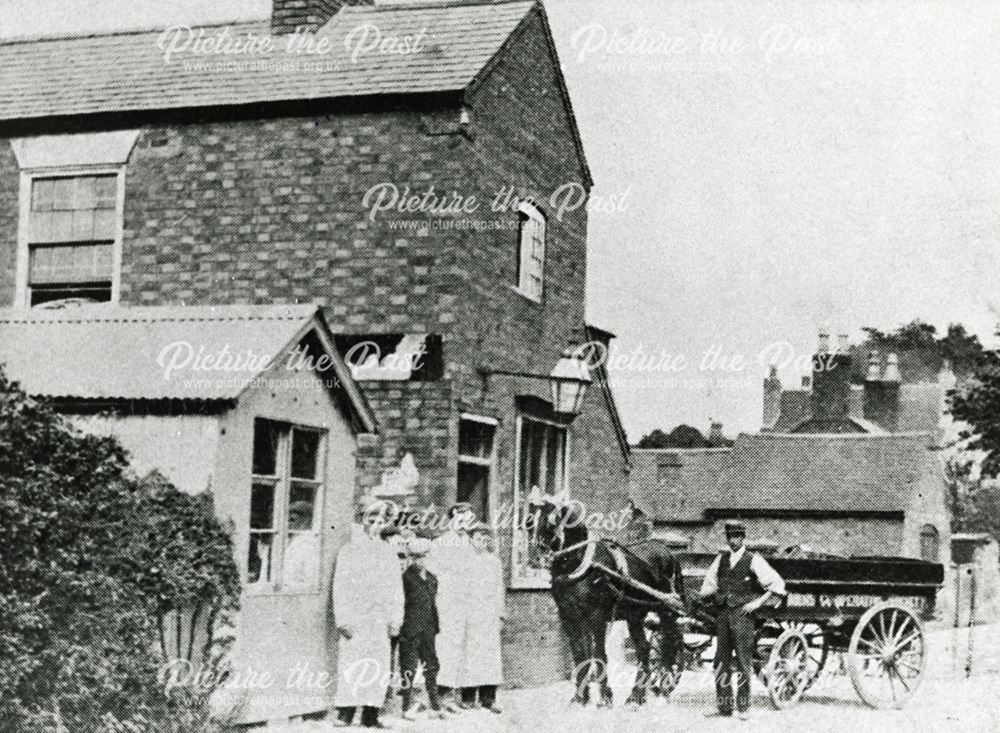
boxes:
[632,334,952,568]
[0,304,376,721]
[0,0,632,707]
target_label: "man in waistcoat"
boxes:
[700,522,785,720]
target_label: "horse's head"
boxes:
[526,487,587,562]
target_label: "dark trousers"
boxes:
[461,685,497,707]
[336,706,380,727]
[399,632,441,711]
[714,608,755,713]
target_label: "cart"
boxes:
[632,550,944,710]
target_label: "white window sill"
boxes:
[509,572,552,590]
[510,284,542,304]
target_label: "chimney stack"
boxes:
[762,365,782,429]
[836,333,849,353]
[810,332,851,422]
[271,0,370,36]
[709,421,724,445]
[863,351,901,432]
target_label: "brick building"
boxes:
[631,334,951,567]
[0,0,632,717]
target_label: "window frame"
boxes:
[510,413,571,589]
[514,200,546,303]
[246,419,328,596]
[457,413,499,523]
[15,165,126,307]
[919,523,940,563]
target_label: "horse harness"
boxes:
[554,538,683,612]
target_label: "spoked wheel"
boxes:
[764,628,812,709]
[755,621,828,689]
[847,602,926,709]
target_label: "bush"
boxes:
[0,367,239,732]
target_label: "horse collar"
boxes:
[566,540,596,580]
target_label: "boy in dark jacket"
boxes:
[399,538,445,721]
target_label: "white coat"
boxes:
[427,530,475,688]
[332,526,404,708]
[458,550,505,686]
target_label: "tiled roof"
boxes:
[630,432,939,521]
[708,432,936,515]
[630,448,731,522]
[0,1,535,122]
[0,304,375,430]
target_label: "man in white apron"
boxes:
[427,502,476,712]
[332,500,404,728]
[459,523,504,713]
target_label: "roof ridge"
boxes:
[0,17,268,47]
[365,0,531,10]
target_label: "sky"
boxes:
[2,0,998,440]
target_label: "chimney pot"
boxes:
[883,353,902,383]
[817,331,830,353]
[801,375,811,389]
[866,350,881,381]
[837,333,849,352]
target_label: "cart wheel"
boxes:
[847,602,926,709]
[764,628,811,709]
[755,621,828,689]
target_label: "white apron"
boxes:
[332,529,404,707]
[427,530,474,688]
[459,551,505,686]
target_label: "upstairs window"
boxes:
[516,201,545,301]
[23,172,121,307]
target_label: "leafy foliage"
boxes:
[944,457,1000,542]
[854,320,984,382]
[635,424,731,449]
[0,367,239,732]
[947,340,1000,479]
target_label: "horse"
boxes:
[527,493,686,707]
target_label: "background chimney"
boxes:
[708,421,724,445]
[817,330,830,353]
[836,333,849,352]
[863,351,901,432]
[811,341,851,422]
[866,350,881,381]
[271,0,369,35]
[762,365,782,429]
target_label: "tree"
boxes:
[636,424,731,449]
[950,345,1000,479]
[854,320,984,383]
[0,367,238,733]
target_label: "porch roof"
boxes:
[0,303,377,431]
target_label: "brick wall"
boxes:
[664,517,906,557]
[0,11,630,689]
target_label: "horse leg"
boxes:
[564,621,592,706]
[625,615,649,706]
[591,618,614,707]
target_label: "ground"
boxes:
[273,623,1000,733]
